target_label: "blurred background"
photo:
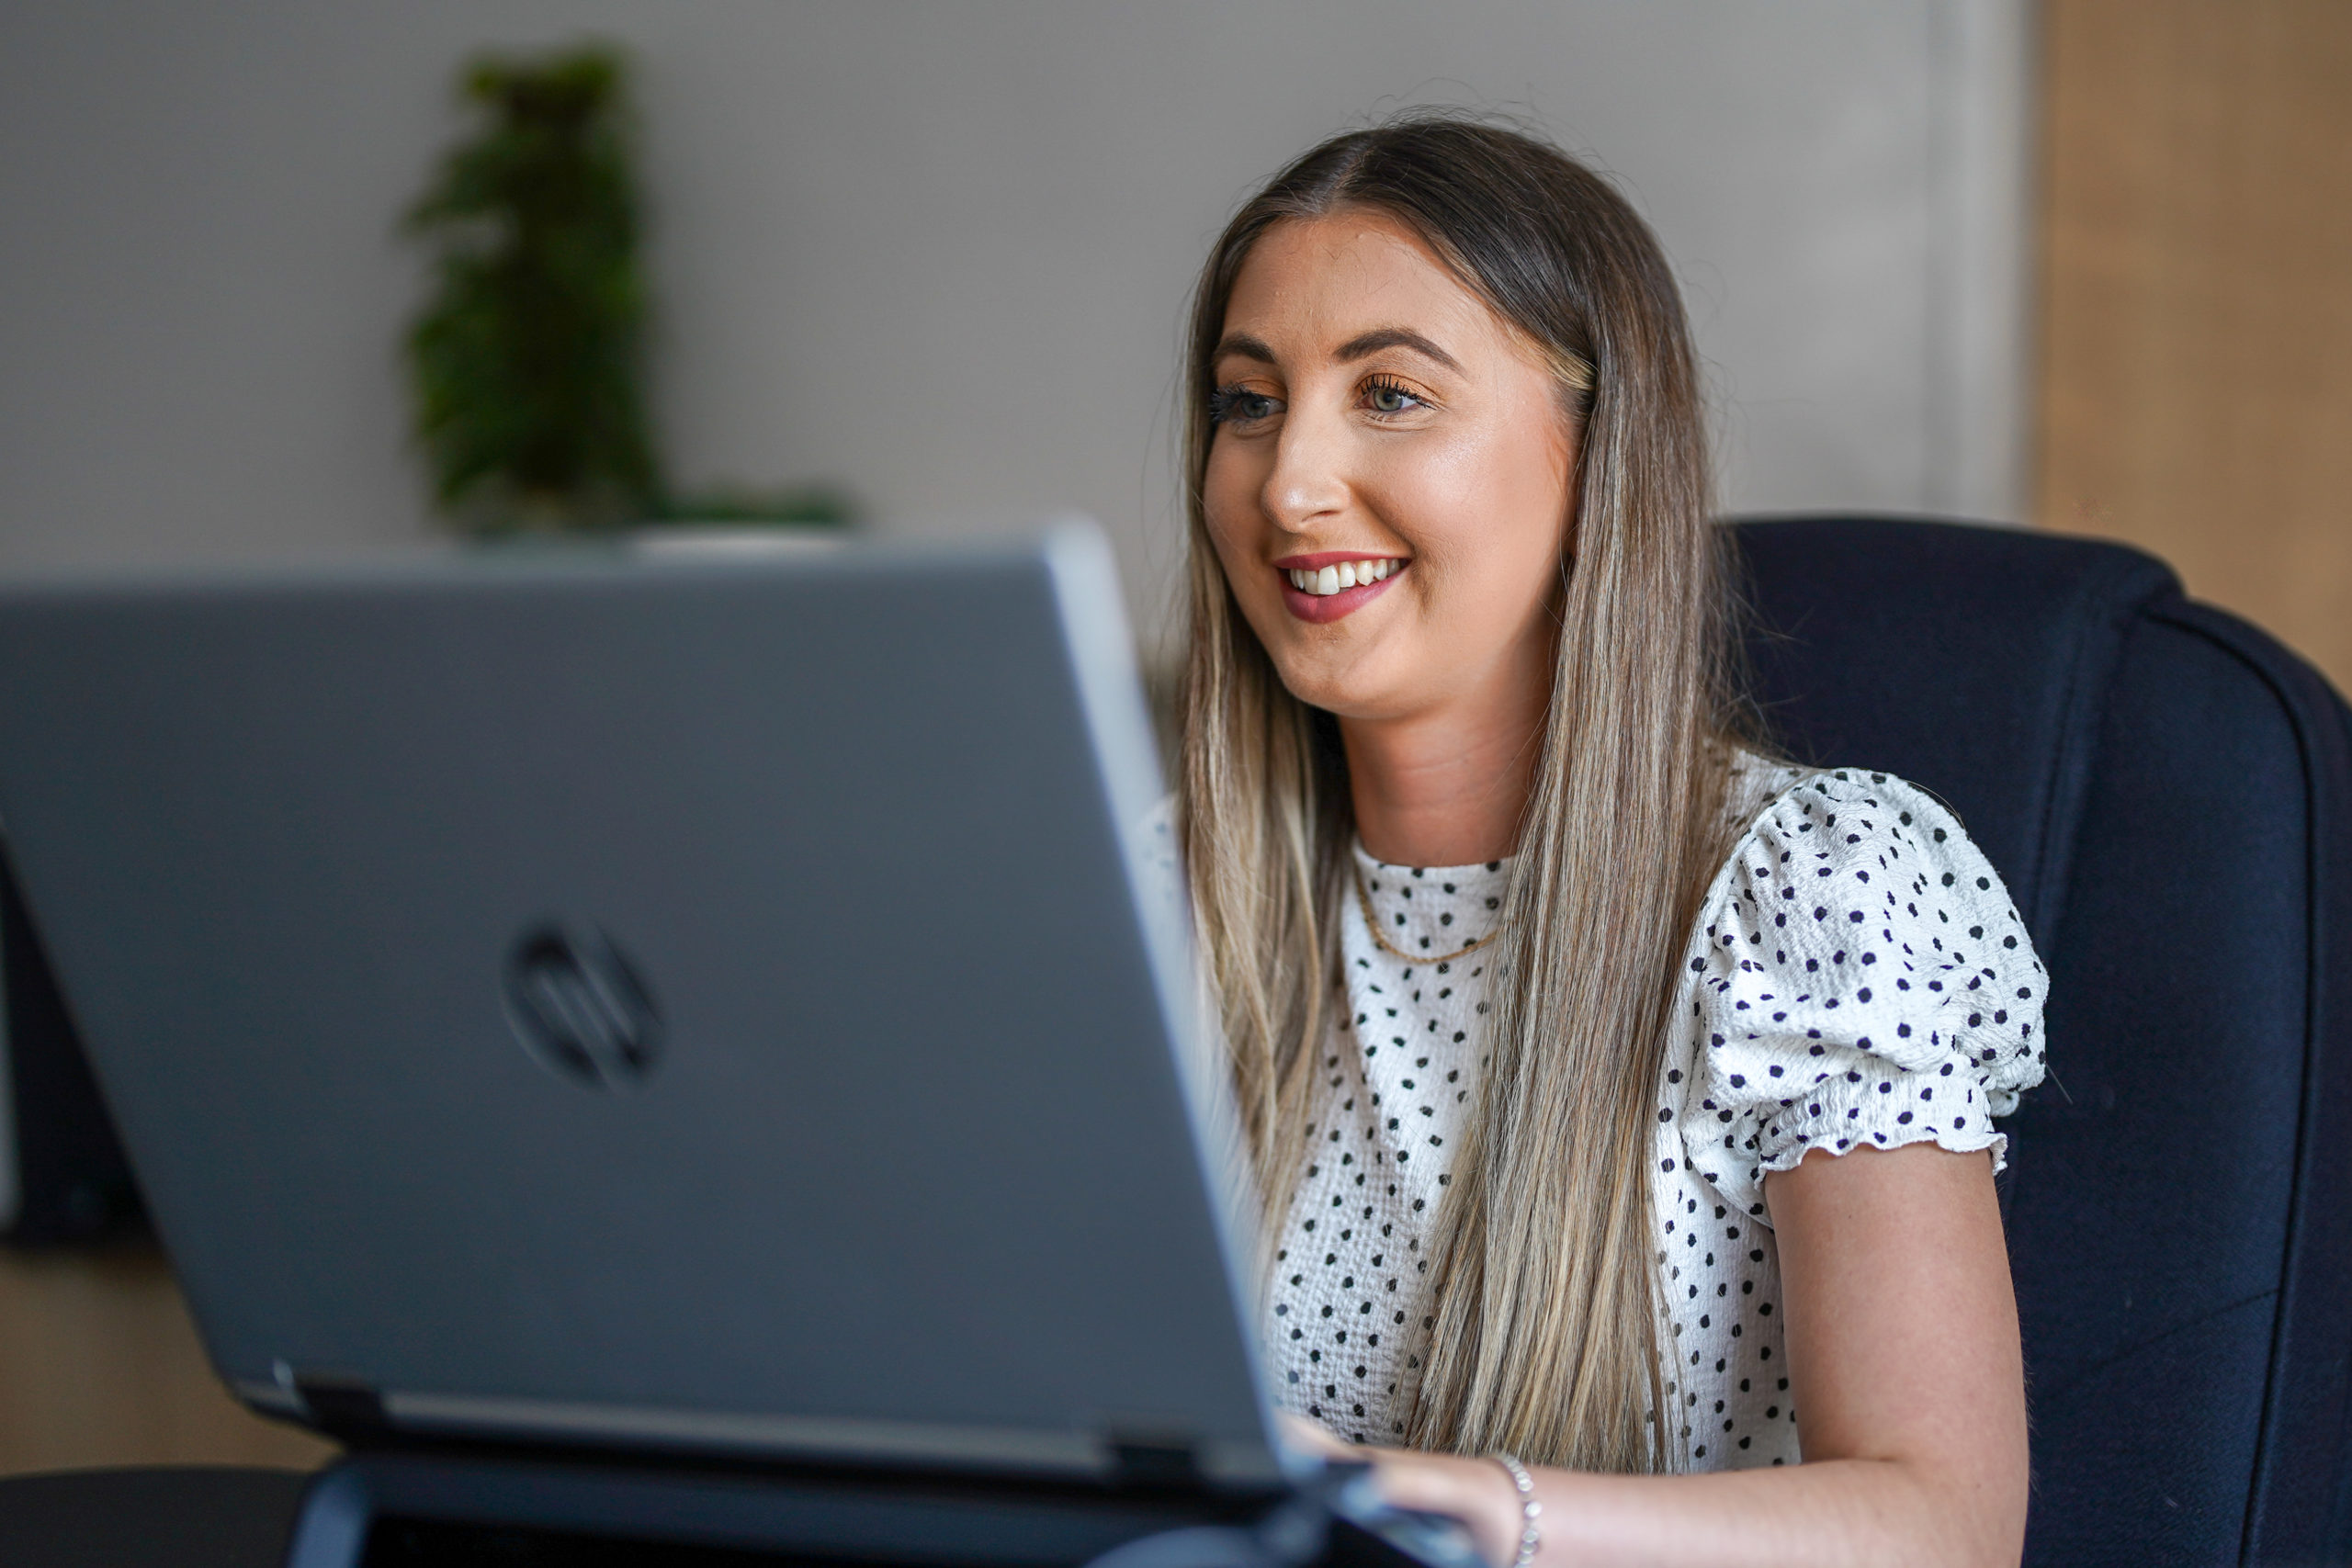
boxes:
[0,0,2342,1475]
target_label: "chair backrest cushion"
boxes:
[1730,516,2352,1566]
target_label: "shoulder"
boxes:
[1707,761,2022,948]
[1673,758,2050,1213]
[1693,758,2044,1036]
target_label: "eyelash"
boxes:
[1362,375,1429,414]
[1206,384,1270,425]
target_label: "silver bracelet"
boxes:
[1491,1452,1542,1568]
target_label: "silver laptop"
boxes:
[0,524,1294,1494]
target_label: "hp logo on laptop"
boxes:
[502,923,663,1090]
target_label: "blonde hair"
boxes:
[1177,117,1748,1472]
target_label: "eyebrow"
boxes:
[1211,332,1276,365]
[1337,327,1461,372]
[1209,326,1464,374]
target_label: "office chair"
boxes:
[0,850,143,1243]
[1732,514,2352,1567]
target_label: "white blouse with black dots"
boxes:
[1261,758,2048,1470]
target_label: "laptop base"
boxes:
[283,1450,1482,1568]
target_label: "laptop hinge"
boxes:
[293,1372,390,1443]
[1106,1430,1205,1490]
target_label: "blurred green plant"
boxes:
[402,43,855,534]
[405,43,658,532]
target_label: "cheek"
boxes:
[1370,419,1570,603]
[1202,437,1260,543]
[1201,440,1272,588]
[1199,446,1272,626]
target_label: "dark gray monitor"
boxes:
[0,525,1285,1490]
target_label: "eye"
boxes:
[1363,376,1430,416]
[1209,385,1280,426]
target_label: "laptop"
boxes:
[0,524,1412,1550]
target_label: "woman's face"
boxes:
[1202,208,1577,726]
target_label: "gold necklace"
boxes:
[1351,865,1507,965]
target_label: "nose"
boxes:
[1261,398,1351,536]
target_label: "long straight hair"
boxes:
[1176,117,1747,1473]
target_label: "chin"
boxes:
[1264,650,1397,720]
[1242,597,1409,716]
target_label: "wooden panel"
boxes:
[2038,0,2352,692]
[0,1245,334,1475]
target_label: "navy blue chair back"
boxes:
[1732,515,2352,1567]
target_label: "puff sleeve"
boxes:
[1675,770,2047,1224]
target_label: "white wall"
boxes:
[0,2,2031,648]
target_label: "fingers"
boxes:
[1275,1410,1357,1457]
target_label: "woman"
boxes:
[1172,117,2043,1567]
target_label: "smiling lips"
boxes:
[1273,552,1407,623]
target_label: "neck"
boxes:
[1340,671,1550,869]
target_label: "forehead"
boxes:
[1220,209,1504,358]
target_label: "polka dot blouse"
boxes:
[1261,757,2048,1470]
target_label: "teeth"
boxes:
[1285,559,1399,595]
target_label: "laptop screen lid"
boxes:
[0,524,1288,1490]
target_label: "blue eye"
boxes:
[1209,386,1278,425]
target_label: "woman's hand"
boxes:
[1282,1415,1528,1567]
[1357,1448,1533,1568]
